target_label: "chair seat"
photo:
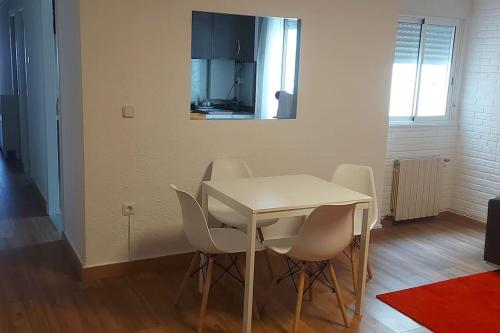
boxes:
[211,228,265,253]
[209,199,278,229]
[262,236,298,255]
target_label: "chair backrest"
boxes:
[288,203,357,262]
[211,158,253,180]
[331,164,378,228]
[170,184,218,254]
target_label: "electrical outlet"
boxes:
[122,105,135,118]
[122,201,136,216]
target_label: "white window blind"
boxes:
[423,25,455,65]
[389,18,458,123]
[394,22,421,65]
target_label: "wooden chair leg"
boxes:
[198,256,214,333]
[349,242,358,295]
[307,262,314,302]
[367,261,373,280]
[328,262,349,328]
[293,264,306,333]
[304,265,310,302]
[237,256,261,321]
[175,252,199,305]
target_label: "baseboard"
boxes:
[61,231,84,280]
[49,214,63,235]
[61,230,195,282]
[442,210,487,225]
[80,252,195,283]
[31,181,48,215]
[381,210,486,226]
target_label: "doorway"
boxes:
[7,2,63,232]
[9,10,30,175]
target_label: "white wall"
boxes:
[452,0,500,221]
[381,0,472,217]
[54,0,86,262]
[399,0,472,19]
[78,0,398,267]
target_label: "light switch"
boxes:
[122,105,135,118]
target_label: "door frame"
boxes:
[41,0,62,221]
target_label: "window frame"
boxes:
[389,16,462,126]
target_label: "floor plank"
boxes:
[0,156,496,332]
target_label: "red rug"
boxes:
[377,270,500,333]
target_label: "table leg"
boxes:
[355,208,371,316]
[242,215,257,333]
[199,186,209,293]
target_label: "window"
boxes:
[282,19,298,94]
[389,17,458,123]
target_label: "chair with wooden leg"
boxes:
[209,159,277,279]
[209,158,279,240]
[170,184,264,333]
[262,203,357,332]
[331,164,378,292]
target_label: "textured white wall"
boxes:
[452,0,500,221]
[399,0,472,19]
[381,0,472,218]
[382,125,458,217]
[78,0,398,267]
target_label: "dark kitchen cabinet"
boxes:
[235,15,256,62]
[191,11,255,62]
[213,13,255,61]
[191,12,212,59]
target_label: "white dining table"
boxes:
[201,174,372,333]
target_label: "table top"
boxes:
[203,174,372,214]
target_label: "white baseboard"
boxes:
[443,209,486,224]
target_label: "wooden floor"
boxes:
[0,156,496,333]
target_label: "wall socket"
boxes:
[122,201,136,216]
[122,105,135,118]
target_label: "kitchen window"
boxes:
[389,17,460,124]
[282,19,299,94]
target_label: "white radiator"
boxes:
[391,158,442,222]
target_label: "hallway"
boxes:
[0,157,58,246]
[0,156,70,330]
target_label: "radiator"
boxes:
[391,158,442,221]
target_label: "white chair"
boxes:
[170,184,263,333]
[331,164,378,291]
[209,158,278,240]
[262,203,357,332]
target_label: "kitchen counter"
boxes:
[191,109,255,120]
